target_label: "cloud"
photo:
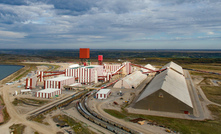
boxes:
[0,30,27,38]
[207,32,214,35]
[0,0,221,49]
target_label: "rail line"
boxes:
[76,91,141,134]
[27,91,87,120]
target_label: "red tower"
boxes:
[79,48,90,59]
[98,55,103,65]
[79,48,90,65]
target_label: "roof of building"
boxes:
[123,71,147,87]
[69,64,80,68]
[37,88,61,93]
[21,89,31,92]
[141,64,156,72]
[69,83,82,87]
[104,64,121,66]
[47,76,74,81]
[88,65,103,67]
[97,89,111,94]
[161,61,184,75]
[136,69,193,108]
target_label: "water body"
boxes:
[0,65,24,80]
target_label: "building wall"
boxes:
[36,89,62,99]
[104,64,121,73]
[96,91,111,99]
[113,79,131,89]
[37,71,44,82]
[65,67,97,84]
[133,89,193,114]
[25,76,37,89]
[44,77,75,90]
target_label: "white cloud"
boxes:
[0,30,27,38]
[0,0,221,48]
[207,32,214,35]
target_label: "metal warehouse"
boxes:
[141,64,156,76]
[133,68,193,114]
[161,61,184,75]
[36,88,62,99]
[44,76,75,90]
[96,89,111,99]
[113,71,147,89]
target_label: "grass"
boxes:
[0,95,10,124]
[14,66,32,80]
[12,98,49,106]
[104,109,127,119]
[183,63,221,73]
[9,124,26,134]
[104,105,221,134]
[201,86,221,104]
[31,115,49,125]
[0,95,4,105]
[53,115,96,134]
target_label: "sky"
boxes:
[0,0,221,49]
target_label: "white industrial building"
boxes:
[69,64,80,68]
[133,68,193,114]
[96,89,111,99]
[113,71,147,89]
[65,66,97,84]
[104,64,121,73]
[44,76,75,90]
[161,61,184,75]
[36,88,62,99]
[25,75,38,89]
[141,64,156,76]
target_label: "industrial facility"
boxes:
[24,48,194,116]
[113,71,147,89]
[133,62,193,114]
[96,89,111,99]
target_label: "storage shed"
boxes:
[141,64,156,76]
[161,61,184,75]
[133,69,193,114]
[96,89,111,99]
[36,88,61,99]
[113,71,147,89]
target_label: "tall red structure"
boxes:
[98,55,103,65]
[79,48,90,65]
[79,48,90,59]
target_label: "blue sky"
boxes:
[0,0,221,49]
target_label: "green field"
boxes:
[53,115,96,134]
[105,105,221,134]
[104,62,221,134]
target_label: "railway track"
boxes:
[77,91,141,134]
[27,91,87,119]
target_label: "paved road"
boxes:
[185,70,205,120]
[184,70,218,120]
[197,86,221,107]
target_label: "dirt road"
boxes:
[0,84,55,134]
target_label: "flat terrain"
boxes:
[0,54,220,134]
